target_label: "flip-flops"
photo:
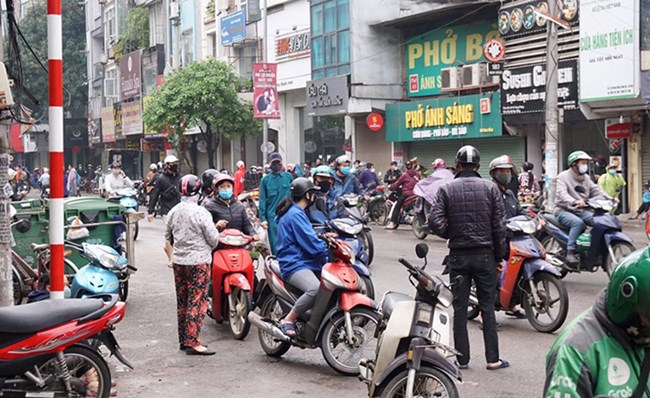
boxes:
[486,359,510,370]
[280,322,297,338]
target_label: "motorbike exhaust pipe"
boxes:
[247,312,291,342]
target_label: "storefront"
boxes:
[305,75,349,163]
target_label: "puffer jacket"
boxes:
[203,197,256,236]
[428,170,507,259]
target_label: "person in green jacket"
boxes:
[544,246,650,398]
[598,162,626,208]
[259,152,293,254]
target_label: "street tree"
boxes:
[143,58,261,170]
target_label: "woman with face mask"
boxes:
[597,163,626,210]
[203,174,259,240]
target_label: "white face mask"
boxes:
[578,164,589,174]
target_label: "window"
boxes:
[181,29,194,66]
[104,68,118,106]
[310,0,350,79]
[237,45,257,80]
[208,32,217,58]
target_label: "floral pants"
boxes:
[173,264,210,348]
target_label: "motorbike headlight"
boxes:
[415,303,433,326]
[97,250,120,269]
[519,220,538,235]
[121,198,138,208]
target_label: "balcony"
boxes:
[92,63,105,86]
[91,24,104,39]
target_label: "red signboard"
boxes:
[9,124,23,153]
[366,113,384,131]
[253,63,280,119]
[606,122,632,139]
[483,39,505,63]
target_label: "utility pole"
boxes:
[544,0,560,209]
[261,0,269,164]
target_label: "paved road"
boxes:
[111,217,649,398]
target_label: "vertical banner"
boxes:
[253,63,280,119]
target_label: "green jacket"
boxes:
[545,290,649,398]
[598,173,626,199]
[258,171,293,222]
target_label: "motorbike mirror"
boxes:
[415,243,429,259]
[575,185,587,194]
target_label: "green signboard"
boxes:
[406,21,500,97]
[385,93,502,142]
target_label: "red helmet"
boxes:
[432,158,446,169]
[179,174,201,197]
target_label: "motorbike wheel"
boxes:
[379,366,459,398]
[37,345,112,398]
[119,280,129,302]
[320,307,379,376]
[368,201,389,226]
[360,231,374,266]
[411,215,428,240]
[604,241,635,277]
[228,287,252,340]
[358,275,375,300]
[258,295,291,357]
[521,272,569,333]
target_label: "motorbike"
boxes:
[69,241,137,302]
[133,180,148,207]
[0,294,132,398]
[108,188,140,240]
[208,229,256,340]
[537,193,635,278]
[467,216,569,333]
[387,192,418,228]
[366,186,389,226]
[248,235,380,376]
[338,193,375,265]
[238,190,259,219]
[411,170,454,240]
[359,243,460,398]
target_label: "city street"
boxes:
[110,216,649,397]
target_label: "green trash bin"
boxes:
[11,204,49,267]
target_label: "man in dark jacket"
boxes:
[358,163,380,190]
[428,145,509,371]
[384,161,402,185]
[489,155,526,219]
[147,155,182,222]
[204,174,258,239]
[386,161,419,230]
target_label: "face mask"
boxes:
[340,166,351,176]
[218,189,233,200]
[370,168,376,173]
[578,164,589,175]
[609,169,617,175]
[270,163,282,173]
[112,170,120,176]
[168,164,179,174]
[494,173,512,186]
[317,180,331,193]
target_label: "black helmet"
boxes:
[201,169,220,190]
[179,174,201,197]
[522,162,534,172]
[290,177,320,199]
[456,145,480,164]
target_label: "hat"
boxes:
[607,163,618,169]
[269,152,282,163]
[7,168,16,180]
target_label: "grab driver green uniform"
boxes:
[544,247,650,397]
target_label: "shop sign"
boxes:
[501,59,578,115]
[406,21,499,97]
[498,0,578,39]
[120,50,142,100]
[580,0,639,102]
[385,93,502,142]
[89,118,101,145]
[253,63,280,119]
[140,138,165,152]
[306,75,349,117]
[221,10,246,46]
[275,29,310,62]
[605,118,632,139]
[366,113,384,132]
[101,107,115,143]
[64,119,88,148]
[113,102,123,139]
[121,99,142,136]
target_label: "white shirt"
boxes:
[104,172,133,195]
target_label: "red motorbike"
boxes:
[248,236,380,376]
[208,229,256,340]
[0,294,132,398]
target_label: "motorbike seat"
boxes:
[0,298,104,334]
[542,213,569,231]
[381,292,413,319]
[269,259,306,297]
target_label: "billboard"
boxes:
[221,10,246,46]
[253,63,280,119]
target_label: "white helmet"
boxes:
[149,163,158,171]
[335,155,350,166]
[164,155,179,164]
[236,160,245,169]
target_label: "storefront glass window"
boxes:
[338,31,350,63]
[324,2,337,33]
[310,0,350,79]
[311,5,323,36]
[337,0,349,29]
[304,116,345,163]
[642,0,650,51]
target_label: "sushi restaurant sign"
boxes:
[406,21,499,97]
[385,93,502,142]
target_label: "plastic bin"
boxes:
[11,208,49,266]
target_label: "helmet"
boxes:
[201,169,220,190]
[489,155,514,173]
[164,155,179,164]
[313,165,334,178]
[213,173,234,189]
[335,155,350,166]
[456,145,480,164]
[157,161,163,169]
[179,174,201,197]
[567,151,591,166]
[7,168,16,180]
[290,177,320,198]
[432,158,446,169]
[236,160,245,169]
[149,163,158,171]
[522,162,534,172]
[606,247,650,328]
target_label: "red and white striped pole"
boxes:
[47,0,64,299]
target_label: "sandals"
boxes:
[486,359,510,370]
[505,310,527,319]
[280,322,297,338]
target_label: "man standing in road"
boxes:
[259,152,293,255]
[148,155,182,265]
[429,145,509,371]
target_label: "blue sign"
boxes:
[221,10,246,45]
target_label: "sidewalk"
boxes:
[618,212,647,232]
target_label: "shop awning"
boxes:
[370,0,500,29]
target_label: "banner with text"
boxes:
[253,63,280,119]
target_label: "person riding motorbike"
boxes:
[555,150,609,266]
[275,177,330,338]
[306,165,335,227]
[203,174,259,240]
[359,162,380,190]
[104,162,133,197]
[385,160,420,230]
[384,161,402,185]
[329,155,363,218]
[544,246,650,397]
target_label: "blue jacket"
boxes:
[328,173,362,218]
[276,203,328,280]
[643,190,650,204]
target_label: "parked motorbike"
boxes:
[108,188,140,240]
[467,216,569,333]
[537,194,635,277]
[248,235,379,376]
[0,294,132,398]
[359,243,460,398]
[69,241,137,301]
[238,190,259,219]
[338,193,375,265]
[208,229,256,340]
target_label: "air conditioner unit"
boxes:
[100,53,108,64]
[440,67,462,90]
[107,47,115,60]
[169,2,180,20]
[462,63,489,87]
[0,62,15,109]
